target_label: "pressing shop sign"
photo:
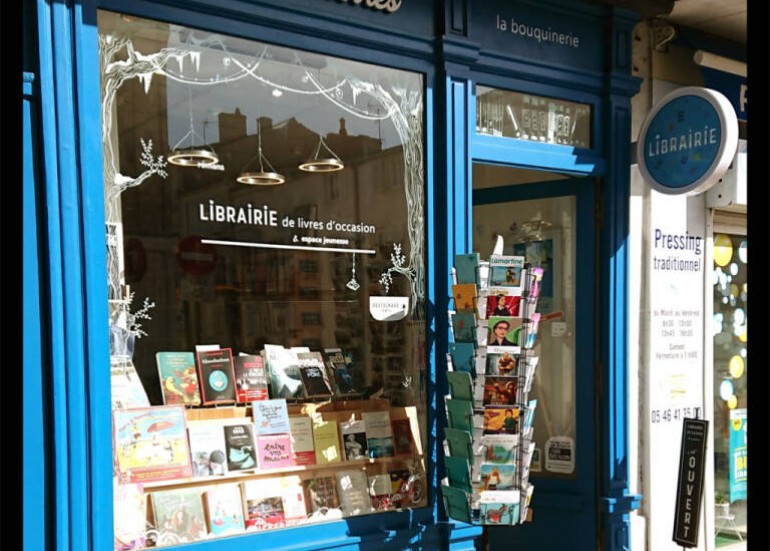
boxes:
[637,87,738,195]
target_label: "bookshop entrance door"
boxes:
[472,164,597,551]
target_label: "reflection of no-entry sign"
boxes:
[176,236,217,276]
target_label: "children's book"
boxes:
[263,344,304,399]
[445,398,474,432]
[233,353,269,403]
[312,417,342,465]
[297,351,334,399]
[113,482,148,550]
[445,455,473,492]
[252,399,291,435]
[479,490,520,525]
[361,411,394,458]
[113,405,192,484]
[481,434,519,464]
[483,376,519,406]
[156,351,201,406]
[288,415,316,465]
[335,469,374,517]
[150,488,207,543]
[487,254,525,290]
[454,252,481,286]
[187,419,228,477]
[448,342,477,375]
[450,311,477,343]
[451,283,479,313]
[340,418,368,460]
[389,468,417,508]
[447,371,474,401]
[203,484,246,536]
[241,479,287,531]
[484,350,518,376]
[322,348,357,395]
[482,405,520,435]
[255,433,294,469]
[390,417,414,455]
[223,421,257,472]
[303,475,341,514]
[195,347,237,405]
[440,482,473,524]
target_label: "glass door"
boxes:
[473,163,597,551]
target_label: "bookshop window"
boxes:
[99,11,427,548]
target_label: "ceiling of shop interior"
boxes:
[663,0,747,45]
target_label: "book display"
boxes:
[441,252,544,526]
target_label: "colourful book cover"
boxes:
[303,475,340,514]
[361,411,394,458]
[483,376,519,406]
[322,348,357,395]
[203,484,245,536]
[486,316,524,348]
[390,417,414,455]
[256,433,294,469]
[156,351,201,406]
[389,469,417,508]
[487,254,525,289]
[252,399,291,435]
[187,419,228,477]
[288,415,316,466]
[223,421,258,472]
[481,434,519,464]
[113,405,193,484]
[263,344,304,399]
[485,350,518,376]
[484,293,522,318]
[479,490,520,525]
[241,479,287,532]
[151,488,207,543]
[368,473,395,510]
[340,419,368,460]
[483,405,520,435]
[312,417,342,465]
[196,348,237,405]
[233,354,269,403]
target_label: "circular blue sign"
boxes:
[637,87,738,195]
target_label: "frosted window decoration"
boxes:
[98,16,426,314]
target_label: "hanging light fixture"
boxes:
[298,134,344,172]
[236,123,285,186]
[168,86,220,167]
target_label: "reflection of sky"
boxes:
[162,27,415,150]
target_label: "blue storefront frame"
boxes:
[23,1,642,551]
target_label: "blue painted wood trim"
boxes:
[36,2,73,550]
[24,68,49,551]
[598,8,642,551]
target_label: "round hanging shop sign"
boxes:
[176,235,218,276]
[637,87,738,195]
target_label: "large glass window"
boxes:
[712,231,747,547]
[99,11,426,548]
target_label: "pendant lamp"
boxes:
[298,134,344,172]
[168,87,220,167]
[236,124,285,186]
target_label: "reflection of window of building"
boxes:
[712,231,748,546]
[99,10,426,545]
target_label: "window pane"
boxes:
[99,10,427,546]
